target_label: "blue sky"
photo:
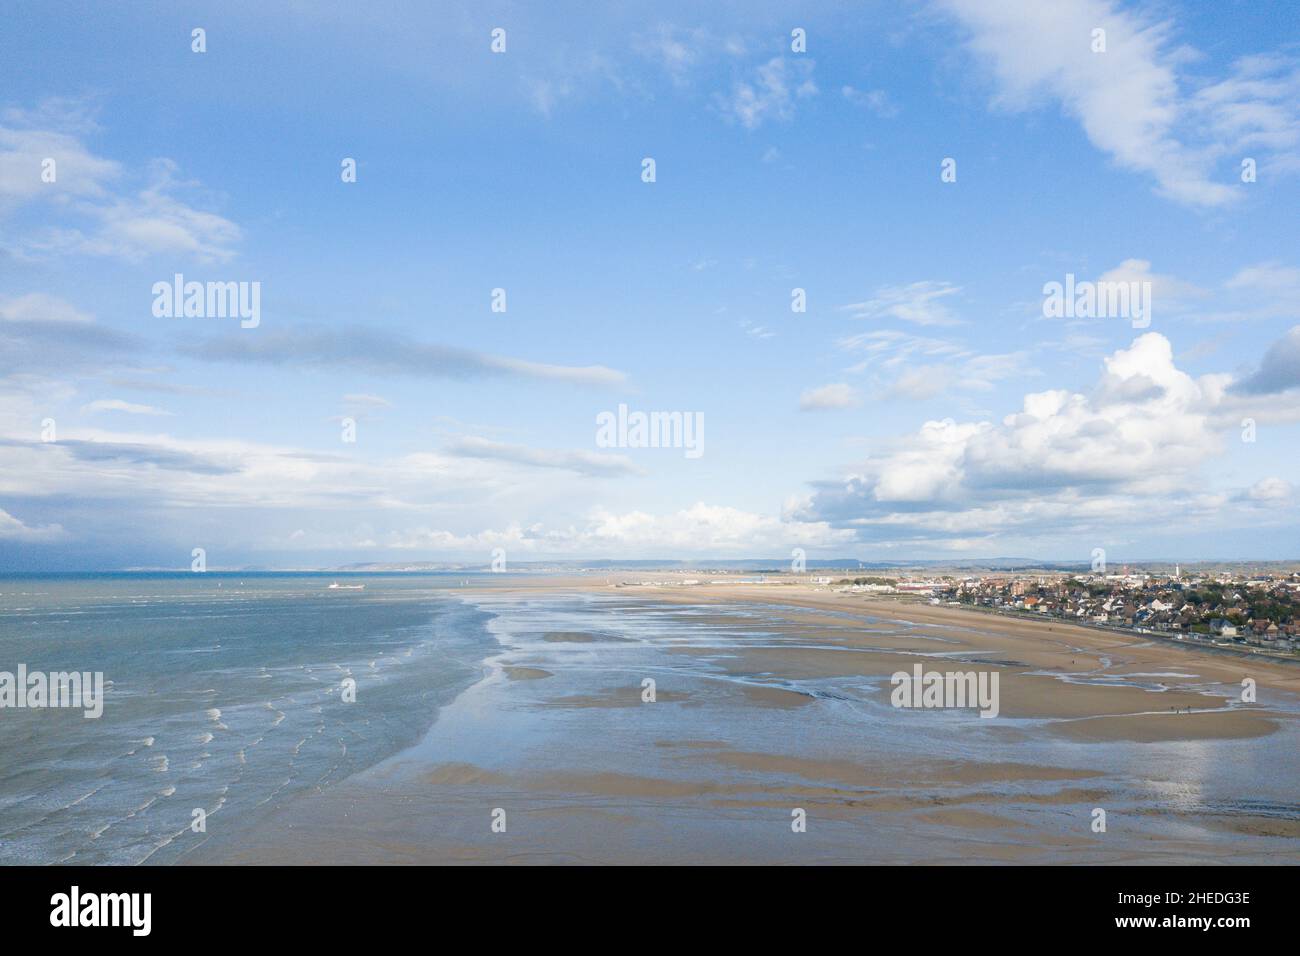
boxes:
[2,0,1299,569]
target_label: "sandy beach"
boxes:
[190,579,1300,865]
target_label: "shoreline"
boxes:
[928,598,1300,666]
[583,582,1300,695]
[188,579,1300,865]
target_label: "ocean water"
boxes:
[5,578,1298,865]
[0,573,498,864]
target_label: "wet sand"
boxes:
[189,581,1300,865]
[643,584,1298,741]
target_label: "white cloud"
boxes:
[1244,477,1291,502]
[1224,261,1300,294]
[1096,258,1204,303]
[935,0,1300,207]
[841,85,899,117]
[0,293,93,324]
[80,399,173,417]
[342,393,392,408]
[58,159,241,263]
[882,367,950,402]
[797,333,1278,545]
[445,436,642,477]
[1202,261,1300,324]
[799,383,860,411]
[0,110,119,210]
[0,507,66,542]
[838,329,1034,400]
[384,503,855,556]
[1191,53,1300,172]
[840,281,964,327]
[635,24,709,83]
[522,51,622,119]
[1043,258,1298,325]
[719,57,817,129]
[839,329,966,365]
[1,104,241,262]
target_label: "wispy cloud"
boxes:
[634,24,711,84]
[838,329,1033,401]
[80,399,174,417]
[0,101,118,210]
[446,436,642,477]
[181,327,627,388]
[1,102,241,262]
[799,383,860,411]
[718,57,817,129]
[840,281,965,327]
[935,0,1300,207]
[740,319,775,339]
[0,293,142,375]
[841,85,899,118]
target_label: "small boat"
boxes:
[327,582,365,590]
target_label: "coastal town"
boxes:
[608,562,1300,660]
[832,568,1300,656]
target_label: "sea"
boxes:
[3,573,1298,865]
[0,572,496,864]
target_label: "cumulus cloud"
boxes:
[4,326,1292,562]
[1243,477,1291,503]
[384,503,855,557]
[796,333,1250,544]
